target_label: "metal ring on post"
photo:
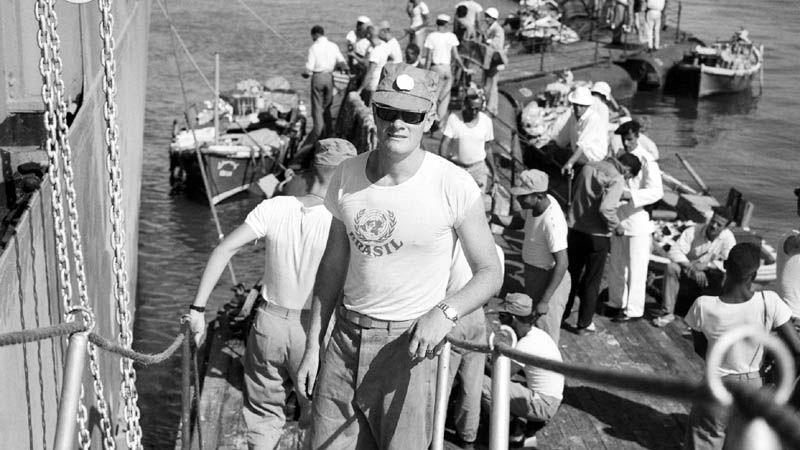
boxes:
[489,324,519,351]
[67,305,96,333]
[705,325,796,406]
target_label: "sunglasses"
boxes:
[373,104,427,125]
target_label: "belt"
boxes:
[337,304,416,330]
[721,371,762,381]
[258,298,303,319]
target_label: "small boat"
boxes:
[668,30,763,97]
[169,77,306,204]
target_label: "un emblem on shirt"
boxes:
[349,209,403,257]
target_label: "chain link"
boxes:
[38,0,119,447]
[34,1,92,448]
[98,0,143,447]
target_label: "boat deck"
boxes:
[184,224,704,449]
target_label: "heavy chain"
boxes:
[34,1,92,448]
[98,0,143,447]
[40,0,117,448]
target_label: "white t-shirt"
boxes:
[685,291,792,376]
[521,195,568,269]
[346,30,357,45]
[515,327,564,400]
[442,111,494,165]
[354,38,372,57]
[410,2,430,29]
[325,151,481,320]
[245,197,332,310]
[447,241,505,294]
[424,31,460,66]
[366,39,403,91]
[777,229,800,317]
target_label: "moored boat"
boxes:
[667,30,763,97]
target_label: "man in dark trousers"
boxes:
[303,25,346,140]
[562,153,641,334]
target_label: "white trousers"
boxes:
[608,233,652,317]
[645,9,661,49]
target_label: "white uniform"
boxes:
[608,147,663,317]
[777,229,800,318]
[555,107,609,162]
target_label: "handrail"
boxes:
[439,325,800,449]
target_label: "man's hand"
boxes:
[296,346,320,399]
[301,71,311,79]
[620,191,632,201]
[534,300,549,317]
[188,309,206,346]
[408,307,455,360]
[614,225,626,236]
[561,163,574,177]
[693,270,709,288]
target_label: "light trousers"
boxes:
[608,233,651,318]
[645,10,662,49]
[431,64,453,124]
[243,306,310,450]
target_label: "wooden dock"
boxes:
[185,224,704,449]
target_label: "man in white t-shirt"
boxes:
[777,187,800,327]
[439,93,494,192]
[607,120,663,322]
[684,243,800,449]
[483,294,564,448]
[188,139,355,449]
[358,21,404,106]
[298,63,502,449]
[425,14,471,129]
[652,207,736,327]
[445,242,504,448]
[454,0,484,41]
[406,0,430,48]
[491,169,570,344]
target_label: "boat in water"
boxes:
[0,0,149,447]
[667,29,763,97]
[169,77,307,204]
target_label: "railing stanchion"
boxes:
[675,1,682,42]
[181,322,193,450]
[431,342,452,450]
[53,331,89,450]
[489,326,517,450]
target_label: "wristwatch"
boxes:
[189,305,206,313]
[436,303,459,325]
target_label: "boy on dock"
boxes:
[188,139,356,449]
[297,62,502,449]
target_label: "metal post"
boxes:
[213,53,220,145]
[181,323,192,450]
[53,331,88,450]
[489,326,517,450]
[675,2,682,42]
[539,43,545,72]
[431,342,451,450]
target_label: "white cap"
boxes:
[357,16,371,25]
[485,7,499,19]
[567,86,593,106]
[437,13,451,23]
[591,81,611,99]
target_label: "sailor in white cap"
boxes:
[405,0,430,48]
[454,0,484,41]
[298,63,501,448]
[424,13,471,129]
[555,85,609,176]
[346,17,374,86]
[357,21,403,105]
[589,81,612,124]
[345,15,371,47]
[483,6,505,114]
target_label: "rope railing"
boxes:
[442,327,800,449]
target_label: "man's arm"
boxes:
[438,135,452,157]
[530,249,568,318]
[304,46,315,74]
[424,47,432,70]
[357,62,377,91]
[451,46,470,72]
[489,213,525,230]
[630,158,663,208]
[408,199,502,360]
[691,330,708,359]
[667,227,694,266]
[297,217,350,397]
[189,224,258,344]
[599,175,623,232]
[776,321,800,361]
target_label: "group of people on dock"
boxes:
[185,2,800,450]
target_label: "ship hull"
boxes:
[0,0,150,447]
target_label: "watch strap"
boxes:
[189,305,206,313]
[436,302,458,324]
